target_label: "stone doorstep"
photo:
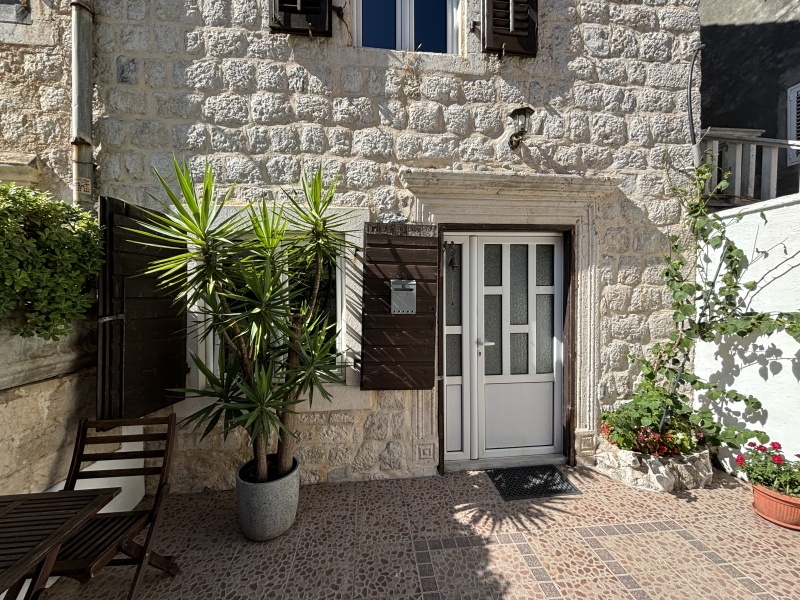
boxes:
[592,439,714,493]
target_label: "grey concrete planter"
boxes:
[593,439,713,492]
[236,457,299,541]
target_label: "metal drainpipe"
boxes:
[71,0,94,210]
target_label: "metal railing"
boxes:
[700,128,800,203]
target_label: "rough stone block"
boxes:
[353,128,393,158]
[265,155,300,184]
[583,25,610,57]
[299,125,326,153]
[121,24,150,52]
[155,93,202,119]
[379,441,405,471]
[210,127,246,152]
[574,85,602,110]
[326,127,352,156]
[472,105,503,135]
[646,63,689,90]
[408,102,443,133]
[38,87,68,112]
[422,76,461,104]
[603,285,632,312]
[611,313,649,343]
[346,159,381,190]
[295,95,332,124]
[650,114,688,144]
[341,67,364,94]
[269,126,299,153]
[173,123,207,151]
[256,63,287,92]
[116,57,137,85]
[222,60,255,91]
[107,89,148,115]
[377,100,408,129]
[364,413,389,440]
[591,114,627,145]
[203,94,248,126]
[143,59,167,88]
[617,255,643,286]
[658,8,699,32]
[246,32,290,61]
[422,135,459,161]
[232,0,260,27]
[463,79,495,103]
[351,441,382,471]
[459,136,495,162]
[206,30,247,57]
[251,92,291,124]
[245,126,270,153]
[333,97,373,127]
[395,134,423,161]
[444,105,470,136]
[174,60,221,91]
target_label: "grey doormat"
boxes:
[486,465,581,501]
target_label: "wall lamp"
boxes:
[508,106,534,150]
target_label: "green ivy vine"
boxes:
[0,184,103,340]
[601,156,800,455]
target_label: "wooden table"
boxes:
[0,488,120,600]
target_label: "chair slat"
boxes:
[74,467,164,480]
[86,418,172,428]
[84,433,167,445]
[80,450,165,463]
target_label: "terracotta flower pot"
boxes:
[751,485,800,530]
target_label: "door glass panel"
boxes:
[361,0,397,50]
[414,0,448,53]
[484,244,502,287]
[536,294,554,374]
[484,295,503,375]
[446,334,462,377]
[510,244,528,325]
[445,243,462,326]
[510,333,529,374]
[536,244,555,286]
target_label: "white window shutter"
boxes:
[789,83,800,166]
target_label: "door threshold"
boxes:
[444,454,567,473]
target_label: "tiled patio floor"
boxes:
[50,467,799,600]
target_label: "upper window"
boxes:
[0,0,32,25]
[354,0,459,54]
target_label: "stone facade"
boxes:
[594,439,713,492]
[0,0,703,490]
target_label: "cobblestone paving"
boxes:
[50,468,800,599]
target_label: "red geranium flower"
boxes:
[747,442,757,448]
[735,455,746,466]
[770,442,782,450]
[772,455,784,465]
[757,445,767,452]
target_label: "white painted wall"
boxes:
[696,194,800,467]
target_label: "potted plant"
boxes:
[134,160,350,540]
[735,442,800,530]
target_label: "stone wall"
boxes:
[0,368,96,494]
[0,0,73,199]
[0,0,704,489]
[88,0,700,488]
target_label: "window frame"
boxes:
[192,251,347,389]
[353,0,460,55]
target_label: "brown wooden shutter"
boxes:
[484,0,538,57]
[97,197,187,420]
[270,0,333,37]
[361,223,439,390]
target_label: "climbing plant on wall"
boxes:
[0,184,103,340]
[601,157,800,455]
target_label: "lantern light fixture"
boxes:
[508,106,534,150]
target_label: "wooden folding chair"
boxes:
[50,415,179,600]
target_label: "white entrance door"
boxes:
[443,233,563,461]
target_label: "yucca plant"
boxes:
[132,159,351,483]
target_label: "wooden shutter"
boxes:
[270,0,333,37]
[483,0,538,57]
[788,83,800,166]
[97,197,187,420]
[361,223,438,390]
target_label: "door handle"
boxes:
[477,339,495,347]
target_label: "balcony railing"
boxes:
[700,127,800,204]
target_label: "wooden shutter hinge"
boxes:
[98,313,125,324]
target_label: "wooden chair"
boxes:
[50,415,179,600]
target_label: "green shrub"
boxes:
[0,184,103,340]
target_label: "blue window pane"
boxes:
[414,0,447,53]
[362,0,396,50]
